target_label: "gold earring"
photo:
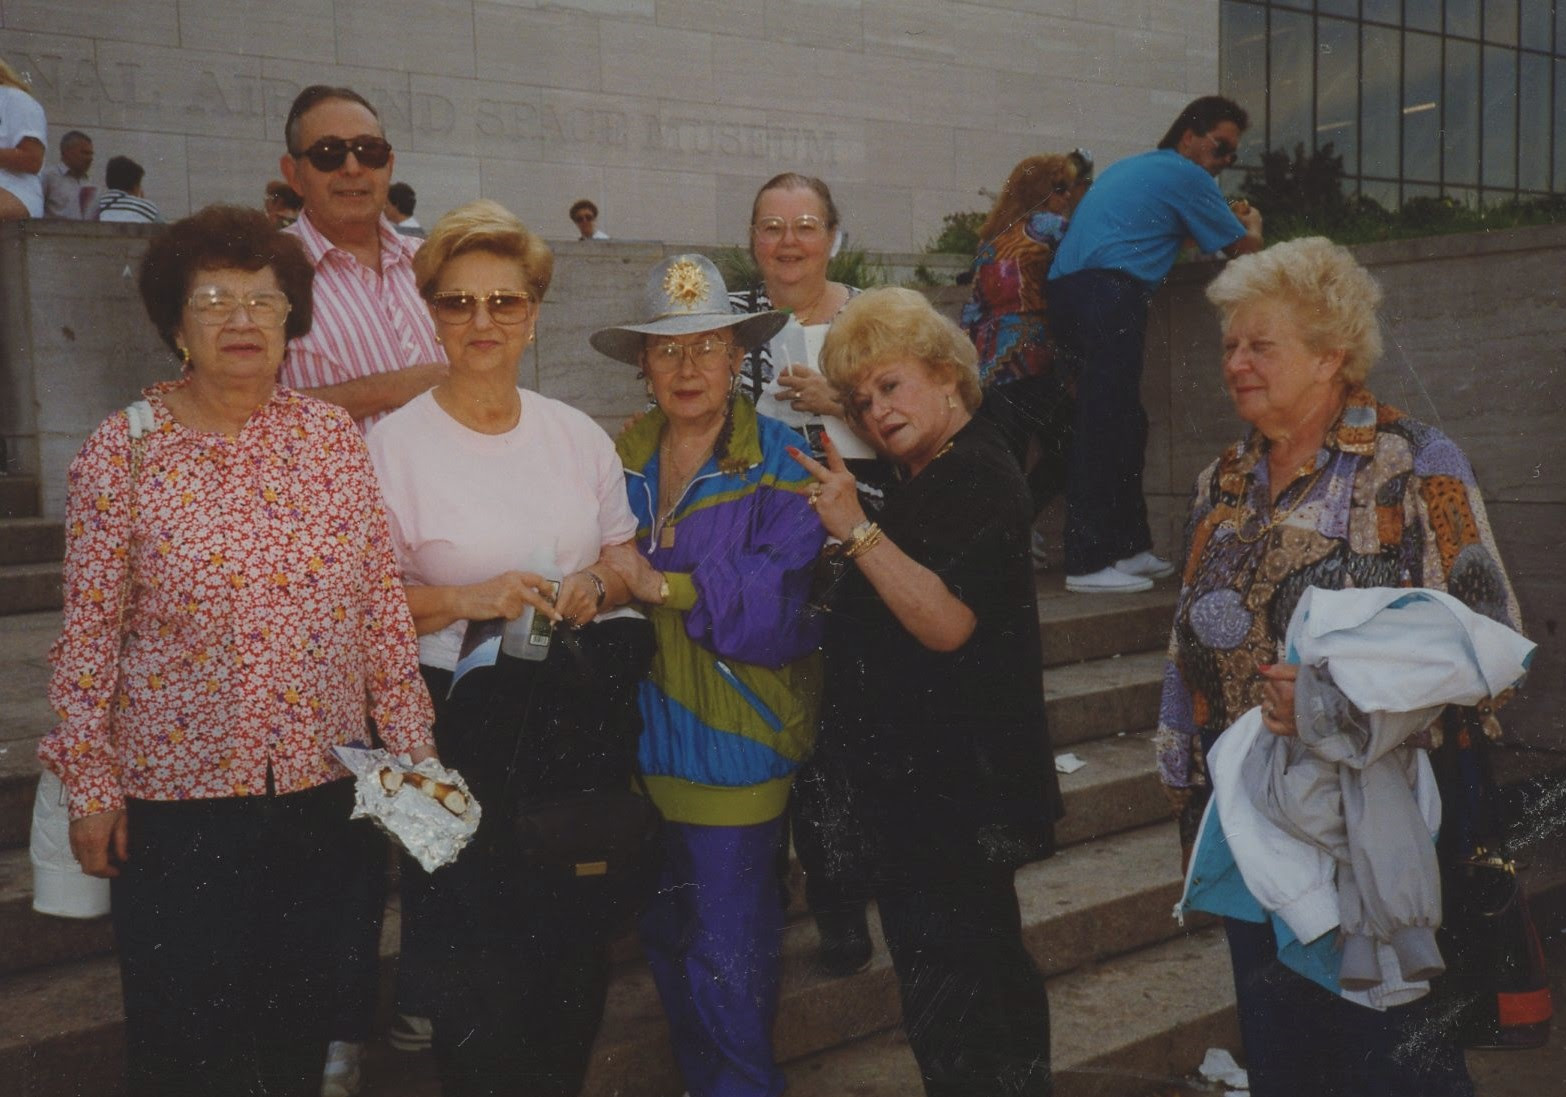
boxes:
[177,345,191,367]
[946,394,958,409]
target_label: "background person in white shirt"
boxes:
[0,58,46,221]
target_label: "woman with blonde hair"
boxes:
[0,58,47,220]
[795,286,1063,1096]
[367,198,648,1096]
[963,151,1092,541]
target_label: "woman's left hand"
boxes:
[774,364,843,418]
[555,569,606,628]
[789,433,864,540]
[1258,663,1298,737]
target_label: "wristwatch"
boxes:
[585,569,607,608]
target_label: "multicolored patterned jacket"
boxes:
[617,398,825,826]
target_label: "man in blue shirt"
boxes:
[1049,95,1264,593]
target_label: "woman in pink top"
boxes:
[39,205,436,1097]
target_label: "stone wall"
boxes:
[0,1,1219,251]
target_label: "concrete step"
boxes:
[0,562,62,615]
[1045,650,1165,749]
[0,822,1197,1097]
[782,928,1238,1097]
[0,846,115,978]
[0,518,64,567]
[0,477,41,520]
[1035,577,1177,668]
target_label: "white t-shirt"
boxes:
[0,87,46,217]
[758,316,875,459]
[366,388,638,670]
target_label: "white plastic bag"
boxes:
[29,770,111,919]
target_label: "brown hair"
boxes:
[977,154,1076,244]
[284,85,381,156]
[749,173,841,230]
[413,199,553,303]
[138,205,315,354]
[1157,95,1249,151]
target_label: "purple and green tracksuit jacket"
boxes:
[617,399,825,827]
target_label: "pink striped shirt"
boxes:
[281,211,446,431]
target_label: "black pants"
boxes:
[1048,269,1156,575]
[876,867,1053,1097]
[976,372,1075,517]
[112,782,360,1097]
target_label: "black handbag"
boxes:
[1440,850,1553,1050]
[481,616,665,935]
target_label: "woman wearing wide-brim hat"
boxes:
[593,253,827,1097]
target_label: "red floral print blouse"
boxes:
[40,381,434,818]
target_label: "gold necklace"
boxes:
[655,434,715,548]
[790,283,835,326]
[1231,459,1327,544]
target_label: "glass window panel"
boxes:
[1519,0,1552,50]
[1317,18,1360,172]
[1404,183,1441,201]
[1483,45,1518,188]
[1407,3,1440,32]
[1484,0,1519,46]
[1556,61,1566,190]
[1363,26,1402,179]
[1361,178,1400,210]
[1403,32,1442,182]
[1270,10,1315,158]
[1518,53,1550,190]
[1221,2,1269,167]
[1444,186,1480,208]
[1318,0,1358,16]
[1448,0,1481,38]
[1364,0,1401,27]
[1559,6,1566,54]
[1444,40,1481,186]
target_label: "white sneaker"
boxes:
[1114,550,1175,579]
[387,1012,433,1052]
[321,1040,363,1097]
[1065,565,1153,593]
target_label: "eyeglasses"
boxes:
[185,287,292,327]
[572,212,595,224]
[1209,136,1238,162]
[429,290,535,326]
[751,214,828,244]
[644,337,737,372]
[295,134,393,172]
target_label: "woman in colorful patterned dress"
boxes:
[39,204,436,1097]
[1156,236,1521,1097]
[964,151,1091,526]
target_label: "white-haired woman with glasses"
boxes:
[40,204,436,1096]
[592,253,826,1097]
[366,199,646,1096]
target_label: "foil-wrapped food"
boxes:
[333,746,481,872]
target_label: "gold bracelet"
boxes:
[842,521,884,560]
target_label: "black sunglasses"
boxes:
[296,135,392,172]
[1210,137,1238,161]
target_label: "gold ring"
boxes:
[808,486,822,507]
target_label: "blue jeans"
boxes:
[1047,269,1155,575]
[1224,916,1475,1097]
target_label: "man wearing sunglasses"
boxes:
[1047,95,1264,595]
[275,84,447,1097]
[278,84,446,433]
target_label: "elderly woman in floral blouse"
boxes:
[39,204,435,1097]
[1157,237,1520,1097]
